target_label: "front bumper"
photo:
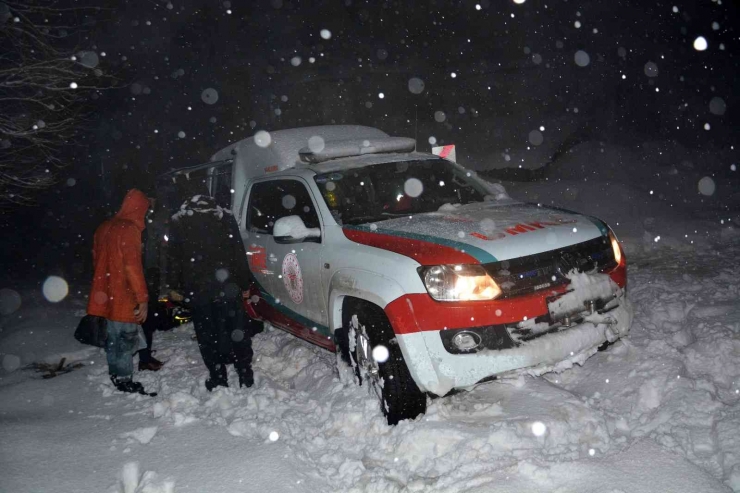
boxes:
[394,292,633,396]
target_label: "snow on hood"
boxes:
[116,189,150,231]
[358,201,606,262]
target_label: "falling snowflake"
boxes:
[574,50,590,67]
[698,177,716,196]
[254,130,272,148]
[408,77,425,94]
[42,276,68,303]
[372,345,389,363]
[531,421,546,436]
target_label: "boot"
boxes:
[205,365,228,392]
[237,368,254,388]
[110,376,157,396]
[138,356,165,372]
[205,377,228,392]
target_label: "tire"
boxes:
[338,297,426,425]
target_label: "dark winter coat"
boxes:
[166,195,252,305]
[87,189,150,323]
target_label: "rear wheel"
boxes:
[337,298,426,425]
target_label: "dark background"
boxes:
[1,0,738,282]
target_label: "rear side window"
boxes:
[246,179,320,234]
[207,164,233,207]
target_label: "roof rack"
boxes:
[298,137,416,164]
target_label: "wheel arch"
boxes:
[327,268,406,335]
[336,294,428,425]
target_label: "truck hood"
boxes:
[342,201,607,264]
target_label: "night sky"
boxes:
[1,0,738,279]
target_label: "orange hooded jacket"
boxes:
[87,189,150,323]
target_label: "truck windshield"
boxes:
[313,159,491,225]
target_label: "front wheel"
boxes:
[338,298,426,425]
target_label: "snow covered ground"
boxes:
[2,237,737,492]
[2,143,739,493]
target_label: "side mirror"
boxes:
[273,215,321,243]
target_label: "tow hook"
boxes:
[585,300,596,314]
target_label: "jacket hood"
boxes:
[116,189,150,230]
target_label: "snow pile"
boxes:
[544,242,740,491]
[547,272,619,319]
[71,294,730,492]
[120,426,158,445]
[111,462,174,493]
[0,266,735,492]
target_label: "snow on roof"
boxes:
[298,137,416,164]
[210,125,390,179]
[309,151,439,174]
[211,125,412,223]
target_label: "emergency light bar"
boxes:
[298,137,416,164]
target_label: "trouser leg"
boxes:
[221,298,254,386]
[105,320,138,379]
[138,315,156,362]
[233,335,254,386]
[192,302,227,383]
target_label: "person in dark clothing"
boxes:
[166,195,257,391]
[137,266,167,371]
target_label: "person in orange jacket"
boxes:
[87,189,157,395]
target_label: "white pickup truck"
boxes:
[162,125,632,425]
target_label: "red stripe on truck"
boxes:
[342,228,479,265]
[385,262,627,334]
[244,285,336,351]
[385,289,567,334]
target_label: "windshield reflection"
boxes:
[314,159,491,225]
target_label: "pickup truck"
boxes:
[158,125,632,425]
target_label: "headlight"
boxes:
[607,229,622,265]
[421,264,502,301]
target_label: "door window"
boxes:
[246,179,320,234]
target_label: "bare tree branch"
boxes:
[0,0,115,211]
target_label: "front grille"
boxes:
[485,236,616,298]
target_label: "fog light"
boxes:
[451,331,481,351]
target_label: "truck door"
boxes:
[244,178,331,347]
